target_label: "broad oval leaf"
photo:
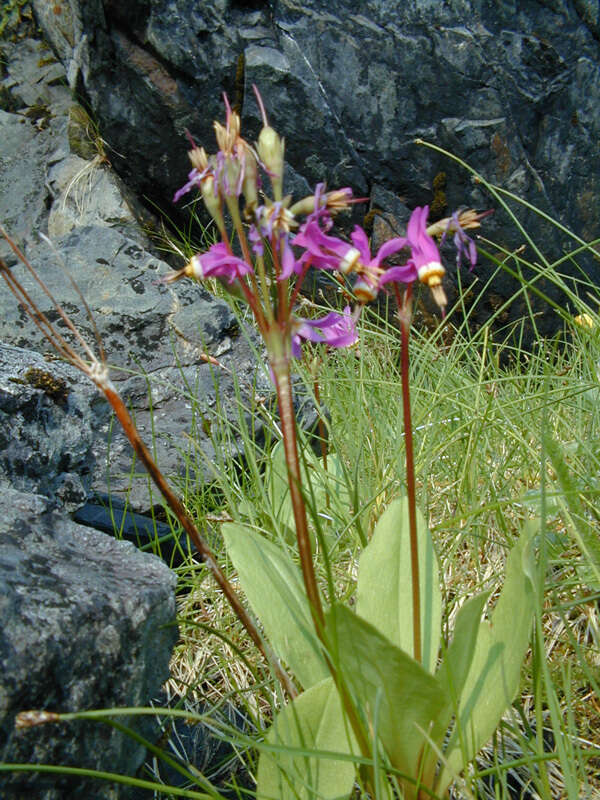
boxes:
[437,522,537,795]
[257,677,357,800]
[419,591,489,789]
[326,603,448,786]
[357,497,441,672]
[223,522,328,689]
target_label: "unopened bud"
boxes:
[242,146,259,217]
[258,125,285,201]
[200,175,226,236]
[573,313,595,329]
[289,195,316,217]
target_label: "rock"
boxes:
[0,344,96,510]
[73,492,194,567]
[0,31,273,511]
[46,153,138,239]
[30,0,600,337]
[0,221,270,510]
[147,692,253,795]
[0,485,178,799]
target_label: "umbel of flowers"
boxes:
[171,90,484,352]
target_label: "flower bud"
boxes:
[200,174,223,225]
[573,313,595,329]
[258,125,285,201]
[242,144,259,217]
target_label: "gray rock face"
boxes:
[0,486,178,799]
[30,0,600,334]
[0,220,269,509]
[0,35,270,511]
[0,344,96,509]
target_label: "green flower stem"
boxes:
[270,234,289,325]
[394,283,422,664]
[255,251,275,324]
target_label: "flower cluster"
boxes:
[171,88,483,365]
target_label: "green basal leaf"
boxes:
[326,604,448,785]
[356,497,441,673]
[223,523,328,689]
[418,592,489,789]
[437,522,537,795]
[436,592,490,724]
[256,677,357,800]
[263,441,295,533]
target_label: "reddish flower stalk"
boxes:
[268,349,325,631]
[394,282,422,664]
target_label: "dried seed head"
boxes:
[188,145,209,172]
[15,710,61,730]
[213,110,241,155]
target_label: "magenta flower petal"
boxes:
[379,263,419,285]
[190,242,253,283]
[279,235,298,280]
[407,205,426,242]
[406,205,441,268]
[441,211,479,270]
[292,221,354,269]
[291,306,358,358]
[372,236,409,267]
[350,226,371,262]
[173,168,201,203]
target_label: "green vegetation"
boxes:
[2,117,599,795]
[38,273,598,797]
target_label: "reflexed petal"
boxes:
[279,235,298,280]
[292,221,354,270]
[379,263,419,285]
[407,205,426,242]
[192,242,253,283]
[468,238,478,268]
[406,206,442,268]
[173,168,201,203]
[291,306,358,358]
[350,225,371,262]
[373,236,409,267]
